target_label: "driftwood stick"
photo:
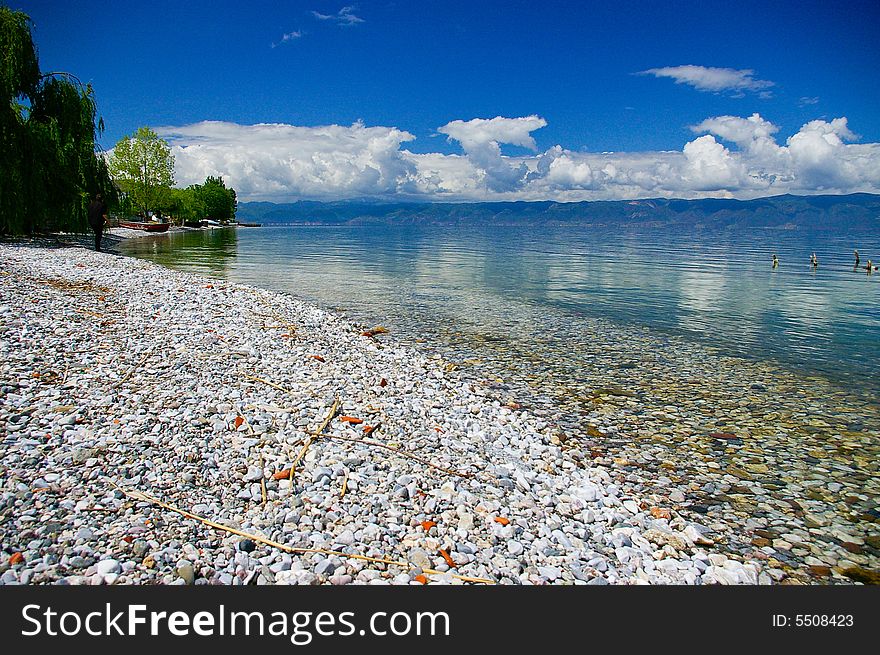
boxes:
[109,353,150,390]
[291,398,340,473]
[242,374,294,395]
[115,485,493,584]
[307,430,474,479]
[256,295,297,335]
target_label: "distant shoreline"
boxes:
[234,193,880,231]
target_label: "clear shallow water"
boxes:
[120,221,880,576]
[120,224,880,393]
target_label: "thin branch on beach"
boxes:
[243,373,475,478]
[242,374,295,395]
[241,372,322,400]
[113,485,493,584]
[240,413,256,435]
[307,429,475,479]
[255,294,298,335]
[108,353,150,391]
[290,398,340,476]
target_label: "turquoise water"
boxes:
[120,224,880,393]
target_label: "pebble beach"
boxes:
[0,236,878,585]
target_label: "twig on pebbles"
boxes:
[112,485,493,584]
[108,353,150,391]
[308,430,475,479]
[240,413,256,435]
[255,295,298,336]
[242,373,320,400]
[290,399,340,478]
[242,374,294,395]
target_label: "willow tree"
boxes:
[0,7,114,234]
[107,127,174,217]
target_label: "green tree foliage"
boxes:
[196,176,237,221]
[129,177,238,225]
[159,186,201,224]
[1,6,114,234]
[107,126,175,216]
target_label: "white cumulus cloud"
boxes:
[690,114,878,193]
[437,116,547,192]
[639,65,774,96]
[785,117,864,190]
[154,114,880,202]
[682,135,750,191]
[156,121,415,200]
[691,113,786,172]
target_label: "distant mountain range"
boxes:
[235,193,880,230]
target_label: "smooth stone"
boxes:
[244,466,263,482]
[623,500,640,514]
[177,563,195,585]
[58,414,77,426]
[68,555,92,569]
[75,528,94,541]
[314,559,336,576]
[409,549,432,570]
[96,559,120,575]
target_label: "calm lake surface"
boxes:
[121,221,880,575]
[121,224,880,395]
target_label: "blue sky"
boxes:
[12,0,880,201]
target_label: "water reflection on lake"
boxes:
[120,224,880,392]
[120,227,239,277]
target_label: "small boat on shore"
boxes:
[237,222,262,227]
[119,221,171,232]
